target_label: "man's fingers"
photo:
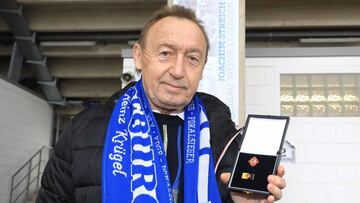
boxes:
[223,169,286,202]
[266,195,275,203]
[267,183,282,201]
[267,165,286,201]
[277,165,285,177]
[268,174,286,190]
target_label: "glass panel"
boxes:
[311,74,324,88]
[281,105,294,116]
[295,89,310,103]
[280,73,360,117]
[296,104,310,116]
[327,88,342,102]
[281,89,294,102]
[343,88,359,102]
[312,104,326,116]
[326,74,340,87]
[343,74,357,87]
[280,75,293,88]
[311,88,326,102]
[328,103,342,116]
[343,105,359,116]
[295,75,308,88]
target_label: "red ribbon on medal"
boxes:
[248,156,259,167]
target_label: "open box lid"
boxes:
[239,114,290,156]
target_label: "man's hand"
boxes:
[220,165,286,203]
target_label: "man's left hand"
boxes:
[220,165,286,203]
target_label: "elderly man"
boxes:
[37,5,286,203]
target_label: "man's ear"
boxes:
[132,43,142,72]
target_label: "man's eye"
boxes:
[188,56,200,66]
[159,51,171,60]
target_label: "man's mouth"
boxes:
[164,82,184,91]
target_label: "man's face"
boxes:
[133,17,207,113]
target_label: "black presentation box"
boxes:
[228,114,290,195]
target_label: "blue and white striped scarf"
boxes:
[102,80,221,203]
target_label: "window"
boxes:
[280,73,360,117]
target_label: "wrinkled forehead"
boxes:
[144,17,207,52]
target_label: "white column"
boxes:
[239,0,246,126]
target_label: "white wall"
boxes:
[246,57,360,203]
[0,77,53,203]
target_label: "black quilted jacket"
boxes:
[37,84,239,203]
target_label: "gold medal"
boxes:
[241,172,255,180]
[248,156,259,167]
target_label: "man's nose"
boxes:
[170,54,186,78]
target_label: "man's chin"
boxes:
[157,100,187,113]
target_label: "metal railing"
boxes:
[9,145,53,203]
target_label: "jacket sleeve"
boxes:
[198,92,241,203]
[36,121,75,203]
[198,92,240,172]
[212,109,239,203]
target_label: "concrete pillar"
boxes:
[7,42,23,82]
